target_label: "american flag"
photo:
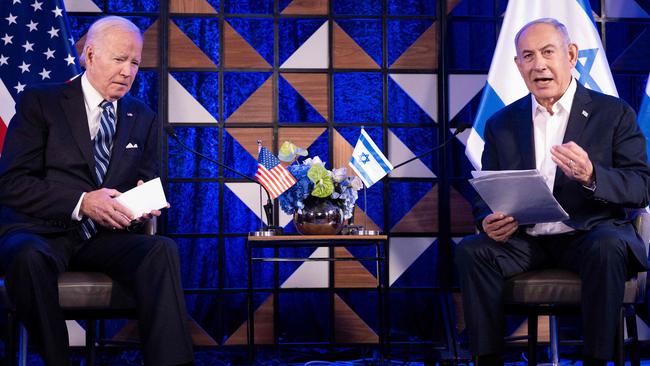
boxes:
[0,0,81,154]
[255,146,296,199]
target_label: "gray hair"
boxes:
[79,16,142,67]
[514,18,571,51]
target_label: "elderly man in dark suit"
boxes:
[455,18,650,366]
[0,16,194,366]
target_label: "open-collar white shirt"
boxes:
[526,77,576,236]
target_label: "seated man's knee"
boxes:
[455,234,491,268]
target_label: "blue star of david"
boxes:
[575,48,602,93]
[360,152,370,164]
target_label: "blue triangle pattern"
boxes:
[391,238,439,288]
[172,17,220,65]
[388,77,434,123]
[389,127,437,173]
[345,246,379,277]
[222,129,259,179]
[279,19,326,65]
[223,72,272,120]
[279,75,326,123]
[336,19,383,67]
[170,71,219,120]
[388,181,432,229]
[336,291,379,333]
[227,18,274,65]
[223,184,265,234]
[387,19,433,66]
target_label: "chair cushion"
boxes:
[504,269,638,305]
[0,272,135,310]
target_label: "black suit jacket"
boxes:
[0,76,159,236]
[475,82,650,268]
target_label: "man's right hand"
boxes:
[80,188,134,230]
[482,212,518,243]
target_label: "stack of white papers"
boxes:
[469,170,569,225]
[115,177,168,218]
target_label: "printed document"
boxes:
[115,177,168,218]
[469,170,569,225]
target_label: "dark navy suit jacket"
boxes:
[0,76,159,237]
[475,82,650,269]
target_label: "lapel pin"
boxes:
[127,112,133,117]
[581,110,589,118]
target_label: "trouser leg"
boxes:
[72,231,194,366]
[0,232,74,366]
[454,232,546,356]
[558,225,631,360]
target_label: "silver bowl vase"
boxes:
[293,197,344,235]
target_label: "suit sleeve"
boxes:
[589,104,650,207]
[471,116,500,230]
[136,111,159,182]
[0,89,84,220]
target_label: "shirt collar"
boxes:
[531,77,577,117]
[81,73,117,111]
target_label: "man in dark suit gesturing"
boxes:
[455,18,650,366]
[0,16,194,366]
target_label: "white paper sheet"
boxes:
[469,170,569,225]
[115,177,168,218]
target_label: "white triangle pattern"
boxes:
[225,182,294,228]
[389,237,435,286]
[389,73,437,121]
[280,247,329,288]
[449,74,487,120]
[66,320,86,347]
[280,21,329,69]
[168,74,218,123]
[388,130,435,178]
[63,0,101,12]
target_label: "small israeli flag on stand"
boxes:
[465,0,617,169]
[638,74,650,160]
[349,128,393,188]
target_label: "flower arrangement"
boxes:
[278,155,363,220]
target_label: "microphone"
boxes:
[392,124,471,170]
[164,124,276,232]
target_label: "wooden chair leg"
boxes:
[6,311,16,366]
[528,314,538,366]
[614,307,625,366]
[86,320,96,366]
[625,306,640,366]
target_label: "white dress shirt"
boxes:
[71,73,119,220]
[525,78,577,236]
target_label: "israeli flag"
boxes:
[466,0,617,169]
[638,75,650,160]
[349,129,393,188]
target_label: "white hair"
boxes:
[79,16,142,67]
[514,18,572,51]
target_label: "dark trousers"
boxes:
[455,223,638,360]
[0,229,194,366]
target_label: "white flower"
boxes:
[350,176,364,190]
[331,167,347,183]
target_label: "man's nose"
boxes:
[533,55,547,70]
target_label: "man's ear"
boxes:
[568,43,578,67]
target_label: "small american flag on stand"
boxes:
[255,145,296,199]
[0,0,81,154]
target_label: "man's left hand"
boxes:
[134,179,171,222]
[551,141,594,186]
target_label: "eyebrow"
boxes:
[521,43,556,53]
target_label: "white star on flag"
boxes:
[6,13,17,25]
[43,48,55,59]
[26,20,37,31]
[0,0,81,154]
[2,34,13,45]
[31,1,43,11]
[38,68,50,79]
[47,26,59,38]
[22,41,34,52]
[18,61,30,73]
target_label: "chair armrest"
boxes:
[144,216,157,236]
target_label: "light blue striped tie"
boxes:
[80,100,116,239]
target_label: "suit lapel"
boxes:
[104,97,136,183]
[554,82,592,187]
[61,78,96,178]
[515,96,535,169]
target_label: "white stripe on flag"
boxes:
[0,80,16,127]
[466,0,617,169]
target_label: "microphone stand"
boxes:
[392,124,471,170]
[164,125,281,236]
